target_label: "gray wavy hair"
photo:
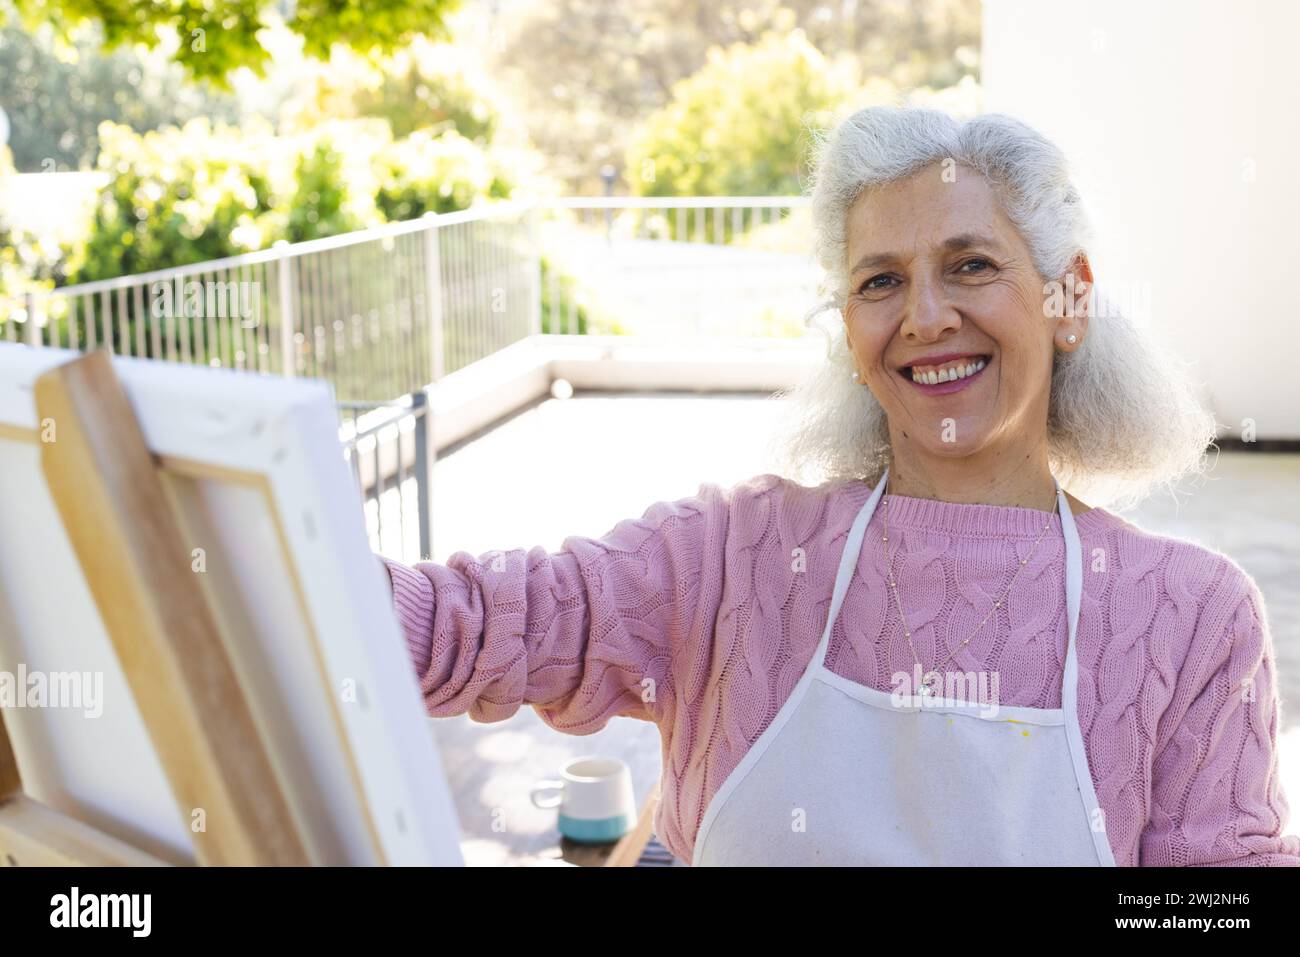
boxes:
[766,106,1218,511]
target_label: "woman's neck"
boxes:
[886,445,1061,513]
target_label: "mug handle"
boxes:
[530,779,565,809]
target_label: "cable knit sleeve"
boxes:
[1140,562,1300,866]
[376,480,735,735]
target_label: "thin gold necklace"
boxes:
[880,477,1060,698]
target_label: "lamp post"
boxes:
[600,163,616,243]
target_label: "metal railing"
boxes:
[6,196,816,388]
[548,195,808,238]
[536,197,816,339]
[339,392,433,561]
[5,196,819,561]
[11,199,541,403]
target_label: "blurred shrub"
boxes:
[375,129,513,220]
[539,254,590,335]
[621,15,979,203]
[278,122,388,242]
[625,27,858,200]
[62,114,527,283]
[65,118,279,284]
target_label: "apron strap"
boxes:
[814,466,890,671]
[1054,479,1115,864]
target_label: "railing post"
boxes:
[275,240,296,377]
[422,213,445,384]
[410,390,433,560]
[526,203,542,338]
[24,291,42,347]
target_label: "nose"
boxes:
[899,274,961,343]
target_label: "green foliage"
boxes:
[538,255,629,336]
[620,19,975,216]
[0,22,239,172]
[625,29,854,199]
[58,115,527,288]
[539,255,590,335]
[374,129,513,221]
[6,105,544,367]
[290,0,462,70]
[494,0,979,194]
[350,40,501,143]
[5,0,464,88]
[66,118,278,285]
[284,139,375,243]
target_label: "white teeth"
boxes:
[911,357,988,384]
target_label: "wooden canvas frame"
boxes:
[0,346,463,866]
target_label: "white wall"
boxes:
[982,0,1300,438]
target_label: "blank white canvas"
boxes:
[0,343,463,866]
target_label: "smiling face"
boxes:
[843,162,1087,470]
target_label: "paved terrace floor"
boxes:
[398,390,1300,866]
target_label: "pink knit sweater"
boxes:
[380,472,1300,866]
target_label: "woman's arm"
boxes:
[1141,563,1300,866]
[376,481,736,734]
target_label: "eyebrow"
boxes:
[849,233,1006,275]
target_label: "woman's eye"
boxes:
[958,258,992,274]
[860,274,896,293]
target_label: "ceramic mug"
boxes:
[530,756,637,843]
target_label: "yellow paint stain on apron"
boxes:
[998,718,1031,738]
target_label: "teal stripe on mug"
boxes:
[558,812,636,843]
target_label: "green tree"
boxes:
[0,22,239,172]
[625,27,853,198]
[4,0,464,87]
[489,0,978,193]
[352,40,501,143]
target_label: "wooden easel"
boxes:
[0,349,310,865]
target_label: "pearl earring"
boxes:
[1067,334,1078,344]
[852,370,860,382]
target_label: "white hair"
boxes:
[766,106,1218,511]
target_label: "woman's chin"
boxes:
[918,442,986,461]
[900,426,997,461]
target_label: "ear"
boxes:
[1055,252,1092,353]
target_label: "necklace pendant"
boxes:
[920,671,941,697]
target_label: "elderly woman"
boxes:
[380,106,1299,867]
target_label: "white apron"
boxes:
[692,466,1117,866]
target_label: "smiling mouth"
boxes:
[894,356,993,384]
